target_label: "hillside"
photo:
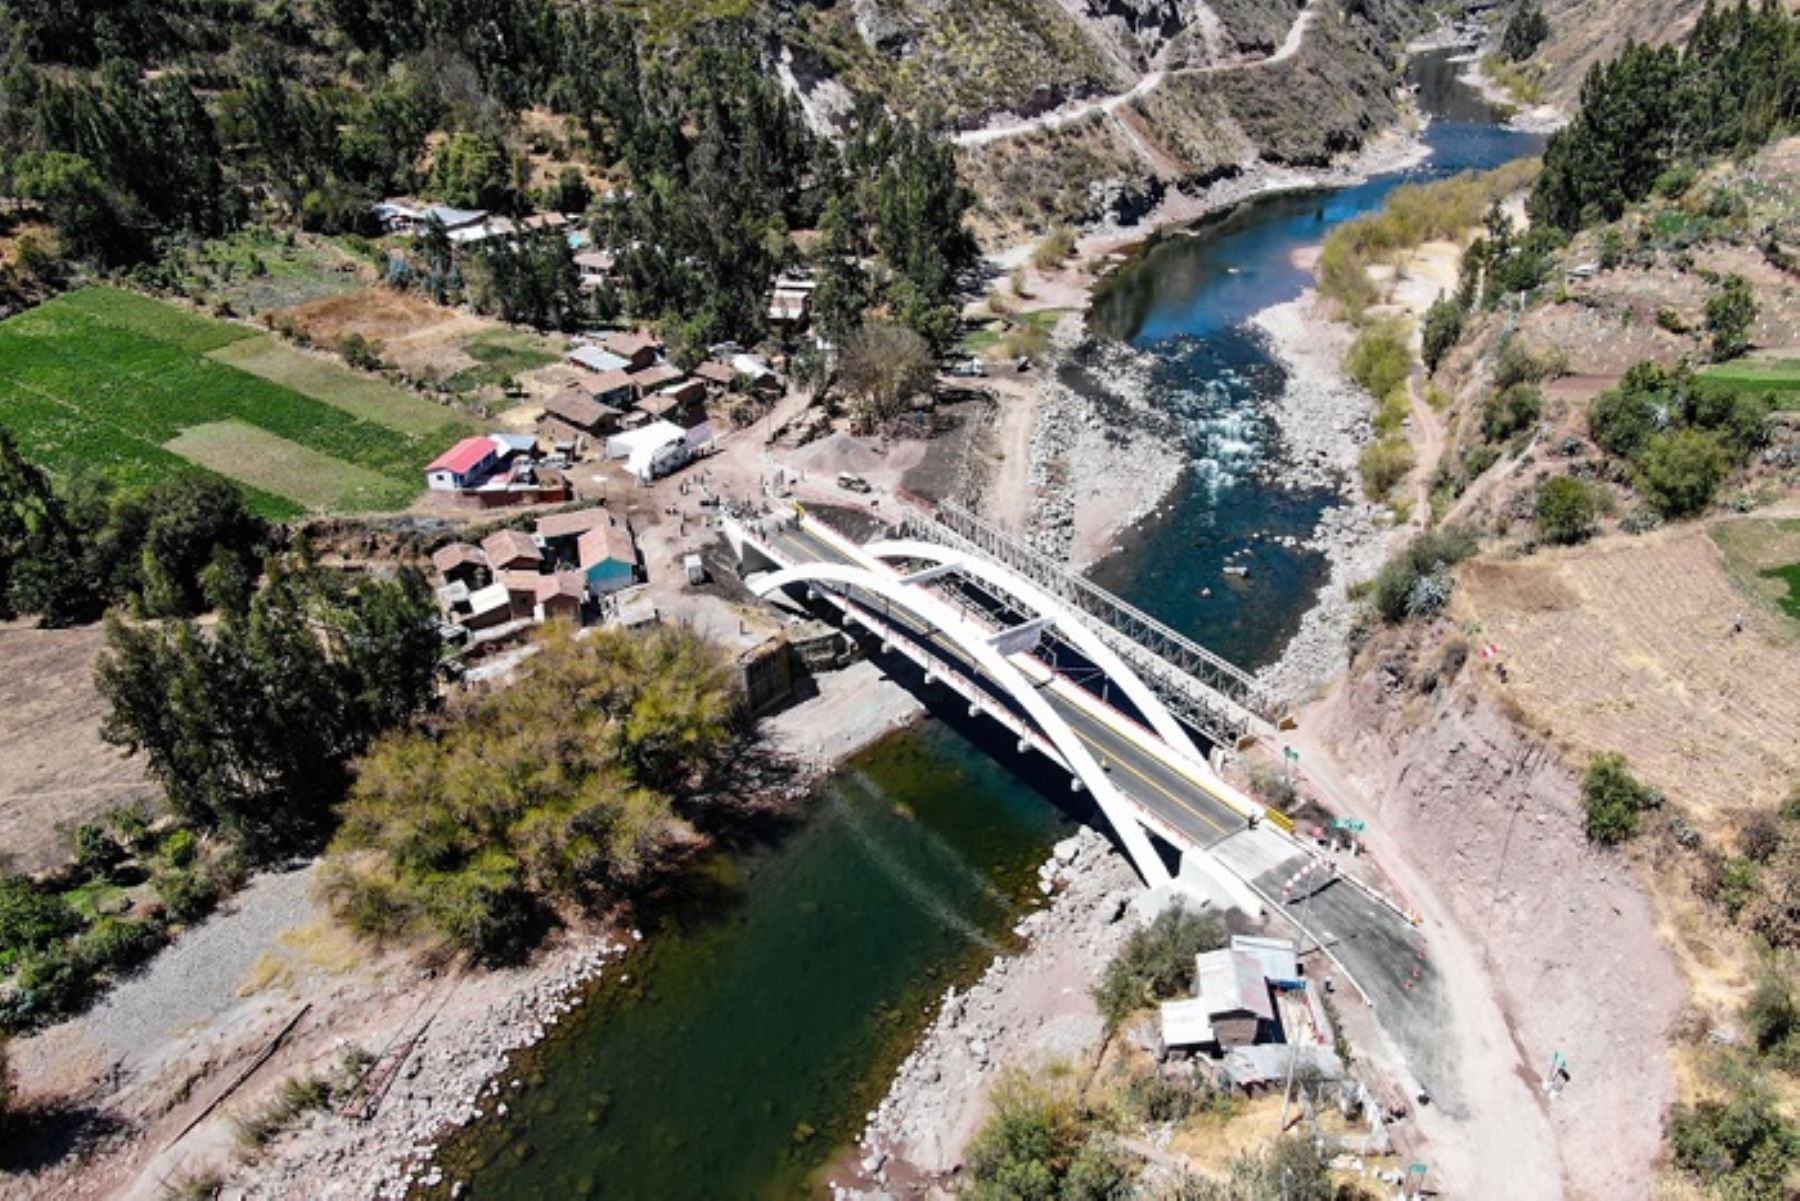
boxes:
[955,0,1421,240]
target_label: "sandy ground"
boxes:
[0,623,158,874]
[761,658,926,772]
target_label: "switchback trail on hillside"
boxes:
[954,7,1316,149]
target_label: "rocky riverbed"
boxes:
[1248,295,1394,708]
[829,826,1139,1198]
[247,933,633,1200]
[1022,330,1188,570]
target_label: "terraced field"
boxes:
[0,288,474,517]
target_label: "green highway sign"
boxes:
[1283,746,1300,762]
[1332,817,1367,833]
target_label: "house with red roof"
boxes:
[426,436,502,492]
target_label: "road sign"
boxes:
[1283,746,1300,763]
[1332,817,1367,833]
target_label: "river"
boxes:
[434,47,1540,1201]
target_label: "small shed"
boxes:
[577,522,638,596]
[462,582,515,632]
[1195,948,1275,1048]
[684,553,707,586]
[1231,936,1302,988]
[1159,998,1216,1050]
[535,506,614,552]
[568,345,630,375]
[542,388,622,440]
[693,360,738,392]
[534,571,587,623]
[430,542,489,588]
[600,331,663,371]
[630,363,684,393]
[481,528,542,572]
[581,369,638,410]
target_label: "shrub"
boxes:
[1744,965,1799,1070]
[1346,320,1411,401]
[1371,527,1478,625]
[1030,226,1077,271]
[0,876,80,964]
[1640,428,1729,517]
[1581,753,1655,844]
[1120,1066,1230,1123]
[1482,383,1542,442]
[1093,904,1226,1029]
[1706,274,1758,362]
[1358,437,1415,501]
[74,916,166,977]
[73,824,126,882]
[1493,336,1552,390]
[1669,1090,1798,1198]
[1536,476,1598,544]
[339,331,383,371]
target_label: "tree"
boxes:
[809,195,870,348]
[94,561,441,859]
[1639,428,1729,517]
[837,323,935,431]
[548,166,591,215]
[323,625,739,961]
[431,128,517,212]
[1421,295,1465,372]
[1482,383,1543,442]
[1706,274,1758,362]
[10,151,120,261]
[1536,476,1598,544]
[1500,1,1550,62]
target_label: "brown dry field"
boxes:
[278,288,499,383]
[1457,520,1799,837]
[0,622,157,873]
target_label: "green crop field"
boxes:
[1701,355,1800,410]
[0,288,474,517]
[208,335,475,437]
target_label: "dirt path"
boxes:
[981,377,1042,535]
[1405,371,1445,531]
[954,9,1315,149]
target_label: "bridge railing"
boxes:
[897,501,1279,734]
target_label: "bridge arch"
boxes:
[750,561,1173,887]
[866,539,1214,773]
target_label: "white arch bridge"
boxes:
[723,502,1315,913]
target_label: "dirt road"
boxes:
[954,9,1315,149]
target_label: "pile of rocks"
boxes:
[830,827,1139,1198]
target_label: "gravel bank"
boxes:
[247,933,631,1200]
[1022,324,1188,571]
[830,826,1139,1196]
[1248,296,1396,708]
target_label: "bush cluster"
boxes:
[1587,362,1771,517]
[1370,527,1478,626]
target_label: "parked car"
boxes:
[837,472,871,494]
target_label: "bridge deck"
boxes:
[760,515,1256,854]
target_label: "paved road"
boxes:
[763,520,1250,850]
[953,8,1316,148]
